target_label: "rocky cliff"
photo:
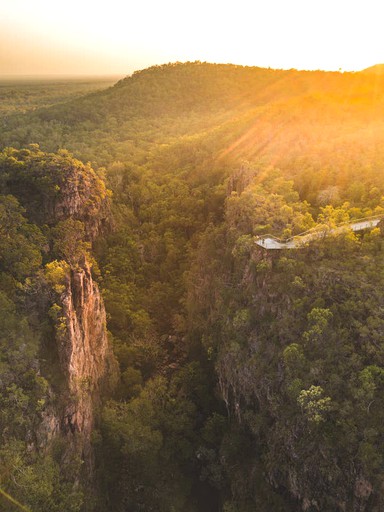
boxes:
[0,146,118,481]
[57,258,117,469]
[1,145,111,241]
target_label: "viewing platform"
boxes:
[255,216,383,250]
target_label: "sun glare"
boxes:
[1,0,384,74]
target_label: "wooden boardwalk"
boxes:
[255,216,383,250]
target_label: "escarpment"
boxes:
[61,262,113,404]
[0,146,117,483]
[57,259,117,463]
[1,145,111,240]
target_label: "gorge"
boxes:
[2,63,384,511]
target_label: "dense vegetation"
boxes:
[0,147,107,512]
[0,77,119,118]
[2,62,384,511]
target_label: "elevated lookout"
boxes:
[255,216,383,250]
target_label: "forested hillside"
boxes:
[2,62,384,511]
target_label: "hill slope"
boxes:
[2,62,384,167]
[362,63,384,74]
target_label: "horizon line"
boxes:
[0,73,126,81]
[0,60,382,80]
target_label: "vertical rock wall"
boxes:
[57,259,117,468]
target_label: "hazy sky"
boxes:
[1,0,383,76]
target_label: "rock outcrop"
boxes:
[0,146,117,504]
[56,259,117,468]
[3,145,111,241]
[45,158,111,242]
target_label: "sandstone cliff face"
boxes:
[56,259,117,466]
[1,147,117,502]
[4,146,110,241]
[48,163,110,242]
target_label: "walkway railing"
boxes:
[255,214,384,249]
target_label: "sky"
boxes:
[1,0,383,76]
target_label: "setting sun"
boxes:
[1,0,384,75]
